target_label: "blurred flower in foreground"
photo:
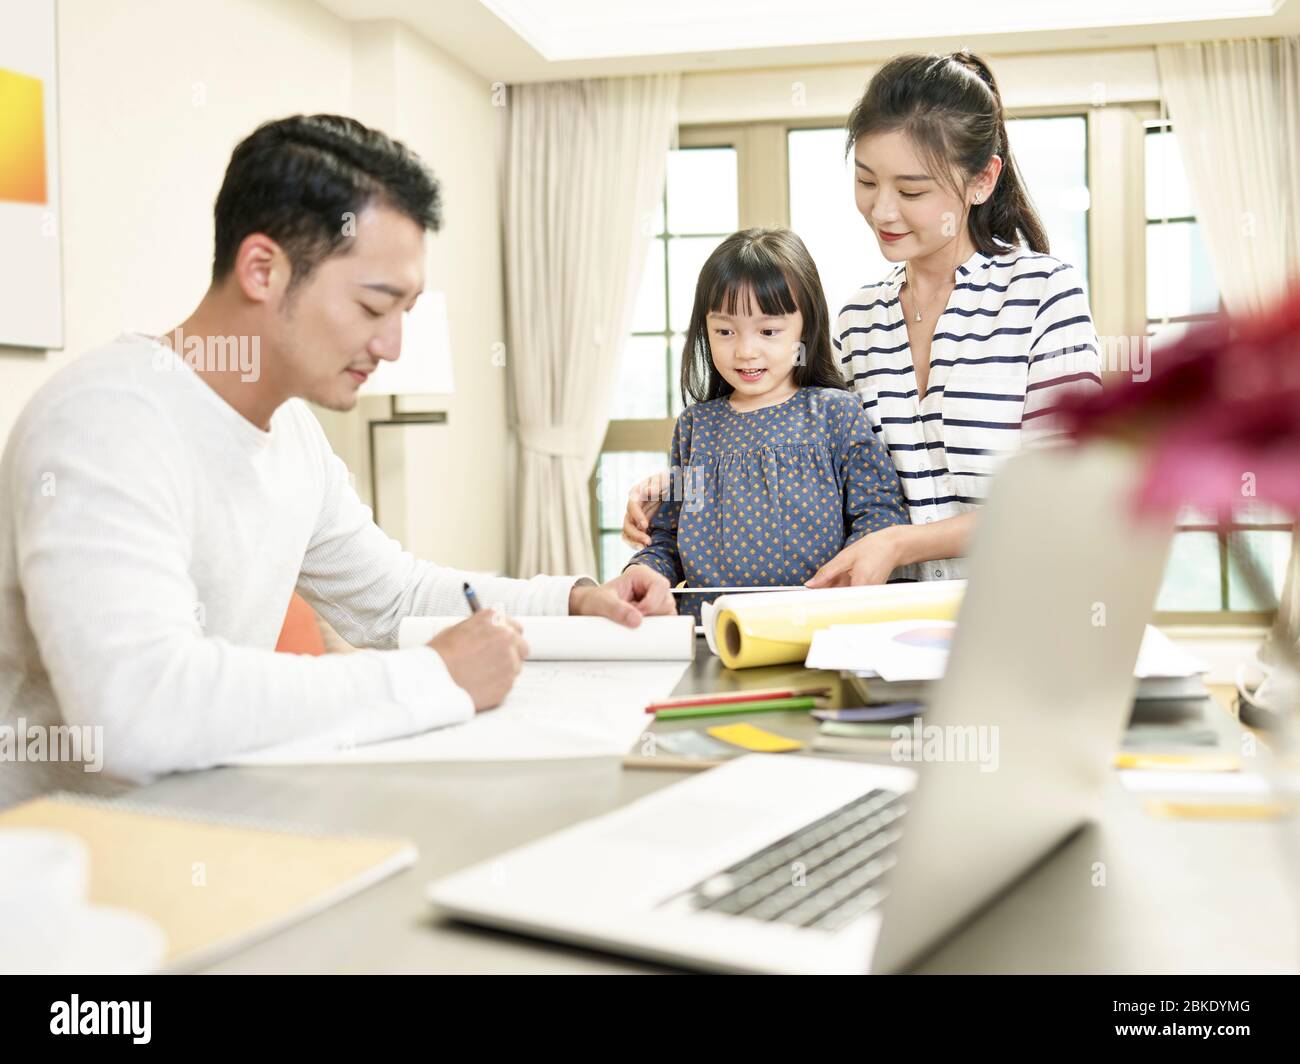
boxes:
[1057,289,1300,521]
[1057,290,1300,728]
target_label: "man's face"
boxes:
[273,203,426,412]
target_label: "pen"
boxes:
[463,581,482,614]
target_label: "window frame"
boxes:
[591,127,750,570]
[1142,119,1285,625]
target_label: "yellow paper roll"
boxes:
[714,582,966,670]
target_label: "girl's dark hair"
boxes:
[681,227,846,406]
[845,51,1048,256]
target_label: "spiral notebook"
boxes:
[0,793,416,972]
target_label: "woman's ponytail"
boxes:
[950,51,1049,254]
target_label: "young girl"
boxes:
[626,52,1103,588]
[623,228,908,617]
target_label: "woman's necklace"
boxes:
[904,238,968,323]
[903,264,950,323]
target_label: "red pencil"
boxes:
[644,686,831,713]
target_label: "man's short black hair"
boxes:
[212,114,442,289]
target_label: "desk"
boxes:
[125,639,1297,973]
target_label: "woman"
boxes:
[623,51,1102,586]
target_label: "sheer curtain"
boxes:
[502,75,679,577]
[1156,38,1300,314]
[1157,38,1300,655]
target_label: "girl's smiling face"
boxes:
[707,287,804,411]
[853,129,998,264]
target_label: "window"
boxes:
[1144,122,1219,348]
[594,144,738,579]
[788,127,890,326]
[1157,504,1294,615]
[1146,122,1290,621]
[1004,116,1090,280]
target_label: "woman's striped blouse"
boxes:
[833,246,1102,581]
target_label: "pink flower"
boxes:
[1058,287,1300,520]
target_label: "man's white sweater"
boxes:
[0,336,579,800]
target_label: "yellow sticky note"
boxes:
[1145,800,1291,821]
[707,722,804,753]
[1113,752,1240,772]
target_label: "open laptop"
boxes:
[427,442,1174,974]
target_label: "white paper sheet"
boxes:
[1131,625,1210,679]
[700,601,720,656]
[805,620,954,679]
[398,615,695,660]
[224,660,689,765]
[1118,770,1271,795]
[807,623,1210,682]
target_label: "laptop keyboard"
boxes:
[672,788,907,932]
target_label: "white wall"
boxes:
[374,22,510,573]
[0,0,351,433]
[678,47,1161,124]
[0,0,510,573]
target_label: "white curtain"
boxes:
[1156,38,1300,314]
[1158,38,1300,652]
[503,75,679,577]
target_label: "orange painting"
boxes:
[0,68,48,204]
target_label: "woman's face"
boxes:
[852,130,991,265]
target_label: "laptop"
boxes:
[427,442,1174,974]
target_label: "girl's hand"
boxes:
[621,470,670,548]
[806,528,905,588]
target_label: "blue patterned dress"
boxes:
[629,387,908,618]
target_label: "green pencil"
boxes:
[654,696,820,721]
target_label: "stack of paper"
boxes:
[806,622,1209,701]
[1130,625,1211,700]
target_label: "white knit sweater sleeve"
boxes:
[10,388,575,783]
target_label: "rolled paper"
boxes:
[712,581,966,670]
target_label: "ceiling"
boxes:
[315,0,1300,82]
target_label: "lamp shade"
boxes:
[360,290,455,397]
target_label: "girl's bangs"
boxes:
[703,252,800,319]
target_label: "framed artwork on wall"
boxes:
[0,0,63,349]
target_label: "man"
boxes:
[0,114,673,801]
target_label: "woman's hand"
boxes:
[806,527,905,588]
[621,470,670,548]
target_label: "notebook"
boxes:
[0,794,416,972]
